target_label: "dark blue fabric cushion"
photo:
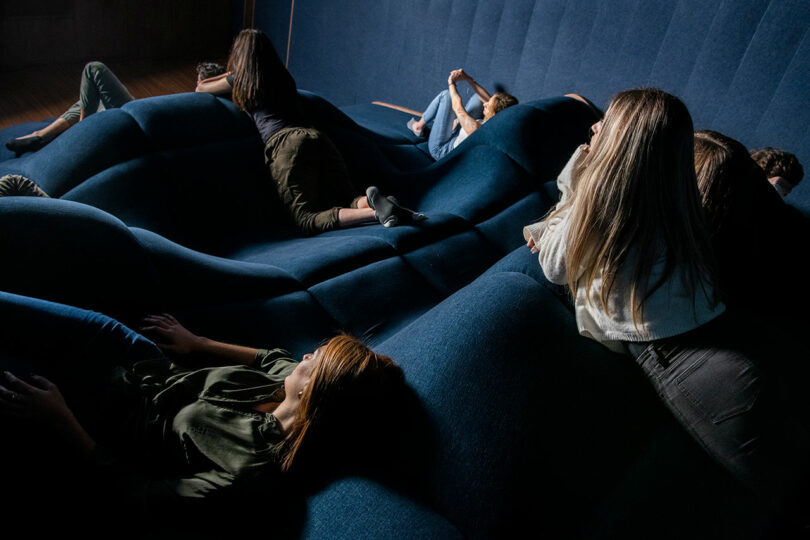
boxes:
[300,477,462,540]
[0,109,147,197]
[0,197,163,322]
[308,256,441,345]
[375,271,663,537]
[130,228,300,308]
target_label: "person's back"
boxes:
[695,130,810,322]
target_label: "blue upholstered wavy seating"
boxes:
[3,0,809,536]
[0,87,780,537]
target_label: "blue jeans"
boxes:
[421,90,483,160]
[60,62,134,124]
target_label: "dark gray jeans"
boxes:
[60,62,134,124]
[626,313,810,520]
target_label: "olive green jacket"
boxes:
[92,348,297,520]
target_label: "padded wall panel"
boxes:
[646,1,722,99]
[486,0,537,93]
[682,1,770,129]
[713,2,810,139]
[272,0,810,213]
[540,0,600,99]
[604,0,678,93]
[756,29,810,171]
[511,0,568,102]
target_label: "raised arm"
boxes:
[457,69,491,102]
[140,314,258,366]
[196,71,232,95]
[448,71,481,136]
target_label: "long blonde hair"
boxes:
[549,88,718,327]
[278,335,404,473]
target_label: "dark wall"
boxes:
[0,0,237,67]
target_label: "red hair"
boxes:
[278,335,403,473]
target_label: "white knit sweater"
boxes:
[523,147,725,353]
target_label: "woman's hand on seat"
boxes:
[0,371,72,425]
[140,313,203,355]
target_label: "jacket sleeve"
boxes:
[254,348,298,377]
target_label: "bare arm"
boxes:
[196,72,232,95]
[140,314,258,366]
[448,75,481,136]
[458,69,491,102]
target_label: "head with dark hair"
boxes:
[227,28,298,112]
[484,92,519,119]
[750,146,804,197]
[694,130,767,237]
[277,334,405,475]
[196,62,226,82]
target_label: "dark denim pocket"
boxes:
[673,348,761,424]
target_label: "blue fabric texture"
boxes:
[263,0,810,215]
[1,1,808,536]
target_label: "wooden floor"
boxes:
[0,59,223,130]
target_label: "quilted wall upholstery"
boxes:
[258,0,810,212]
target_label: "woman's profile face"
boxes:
[483,94,499,119]
[589,119,603,148]
[284,346,323,398]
